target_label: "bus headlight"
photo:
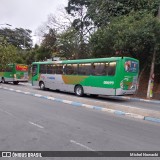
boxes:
[14,74,17,78]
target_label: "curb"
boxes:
[1,86,160,124]
[108,96,160,104]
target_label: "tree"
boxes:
[0,42,17,68]
[0,27,32,49]
[87,0,160,27]
[14,28,32,49]
[90,12,160,63]
[66,0,93,58]
[36,6,75,60]
[41,28,57,52]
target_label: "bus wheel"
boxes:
[75,85,84,97]
[2,78,5,84]
[39,82,45,90]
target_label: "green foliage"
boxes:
[90,28,115,57]
[57,27,92,59]
[90,12,160,67]
[35,46,52,61]
[66,0,91,31]
[87,0,160,27]
[64,0,160,61]
[66,0,93,59]
[66,0,90,16]
[0,28,32,49]
[41,28,57,51]
[0,43,17,68]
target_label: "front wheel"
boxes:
[75,85,84,97]
[2,78,5,84]
[39,81,45,90]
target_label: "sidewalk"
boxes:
[108,95,160,104]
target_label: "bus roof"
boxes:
[32,57,138,65]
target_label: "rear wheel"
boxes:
[39,81,45,90]
[75,85,84,97]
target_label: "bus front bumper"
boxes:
[116,88,136,96]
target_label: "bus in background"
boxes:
[0,64,28,84]
[31,57,139,96]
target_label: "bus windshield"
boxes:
[124,60,138,73]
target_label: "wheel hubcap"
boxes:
[76,87,82,95]
[41,83,44,89]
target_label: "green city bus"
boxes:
[31,57,139,96]
[0,64,29,84]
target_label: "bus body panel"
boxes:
[36,74,117,95]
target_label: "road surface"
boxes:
[0,88,160,160]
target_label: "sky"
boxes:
[0,0,68,44]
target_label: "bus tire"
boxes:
[75,85,84,97]
[39,81,45,90]
[2,78,5,84]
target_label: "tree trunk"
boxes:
[135,63,147,96]
[146,47,156,98]
[146,6,160,99]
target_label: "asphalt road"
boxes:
[1,82,160,121]
[0,89,160,160]
[2,82,160,112]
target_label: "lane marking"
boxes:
[70,140,95,151]
[23,92,31,94]
[0,108,16,118]
[29,121,44,129]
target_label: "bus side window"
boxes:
[92,63,107,76]
[73,64,78,75]
[65,64,78,75]
[56,65,63,74]
[78,63,92,75]
[6,66,12,72]
[47,64,54,74]
[40,64,46,74]
[53,65,56,74]
[78,64,85,75]
[108,62,116,76]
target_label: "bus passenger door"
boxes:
[31,64,38,86]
